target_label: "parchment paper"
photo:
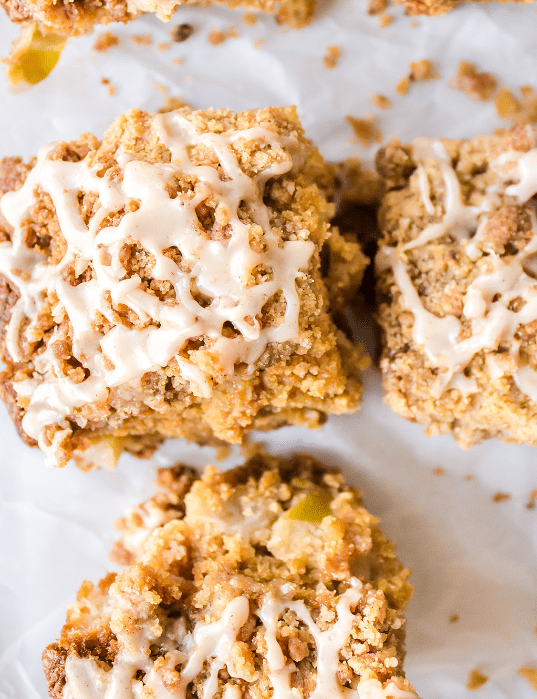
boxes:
[0,2,537,696]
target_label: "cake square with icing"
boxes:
[42,451,419,699]
[0,105,367,467]
[376,125,537,447]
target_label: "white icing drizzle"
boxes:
[258,578,364,699]
[63,582,419,699]
[377,137,537,400]
[0,111,314,464]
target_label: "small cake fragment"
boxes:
[0,105,368,468]
[448,60,497,101]
[323,44,341,69]
[92,30,119,52]
[376,125,537,447]
[467,669,488,690]
[519,666,537,690]
[42,451,419,699]
[346,115,383,147]
[496,86,537,125]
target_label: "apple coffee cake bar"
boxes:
[376,124,537,448]
[42,451,418,699]
[0,105,368,468]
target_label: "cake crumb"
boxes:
[519,667,537,689]
[93,31,119,52]
[526,488,537,509]
[467,670,488,690]
[131,33,152,47]
[396,76,410,95]
[346,115,382,147]
[242,12,257,24]
[433,466,445,476]
[153,82,168,94]
[101,77,116,96]
[253,38,264,49]
[496,86,537,124]
[172,57,183,65]
[409,58,439,81]
[492,491,510,502]
[156,42,171,51]
[371,93,391,109]
[379,13,393,27]
[464,474,474,481]
[208,26,237,46]
[449,614,459,623]
[368,0,387,13]
[170,23,194,42]
[449,61,498,101]
[411,20,418,27]
[324,45,341,69]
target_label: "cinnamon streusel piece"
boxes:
[0,105,368,468]
[43,451,418,699]
[376,125,537,447]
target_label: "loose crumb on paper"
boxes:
[396,59,438,95]
[346,115,382,147]
[101,77,116,96]
[253,38,264,49]
[496,86,537,124]
[172,57,183,65]
[153,81,168,94]
[492,491,511,503]
[519,666,537,690]
[170,24,194,42]
[449,61,498,101]
[396,77,410,95]
[371,93,391,109]
[379,13,393,27]
[368,0,387,13]
[324,45,341,69]
[449,614,459,623]
[467,670,488,690]
[526,488,537,509]
[433,467,445,476]
[464,474,474,481]
[131,33,152,47]
[208,26,237,46]
[156,42,171,51]
[93,31,119,52]
[409,58,439,81]
[242,12,257,24]
[411,20,418,27]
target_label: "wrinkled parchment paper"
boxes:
[1,2,537,696]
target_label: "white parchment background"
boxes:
[0,1,537,697]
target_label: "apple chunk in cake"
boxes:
[42,451,418,699]
[0,105,368,467]
[376,125,537,447]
